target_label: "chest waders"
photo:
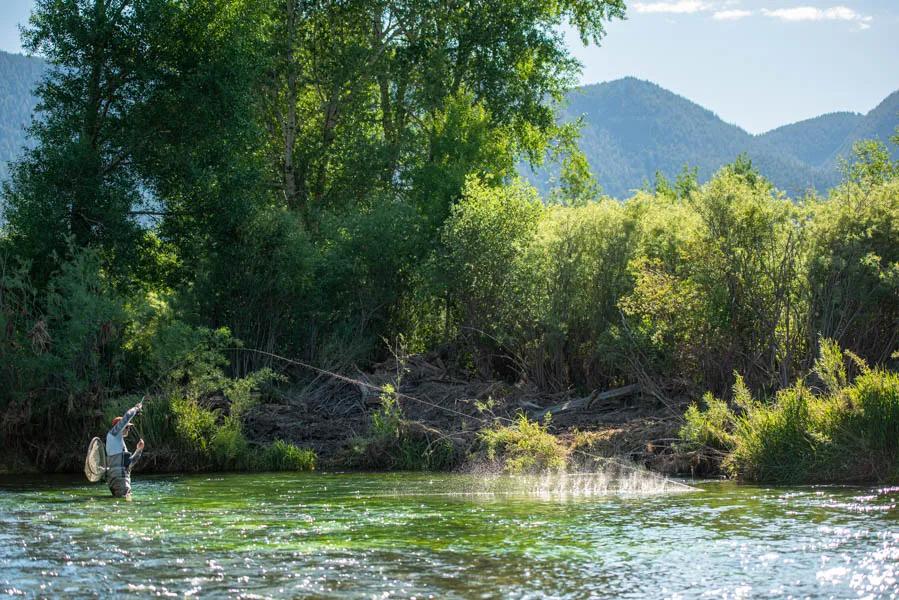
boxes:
[107,451,134,498]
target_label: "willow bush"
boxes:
[478,414,568,474]
[622,164,809,395]
[807,149,899,365]
[421,145,896,403]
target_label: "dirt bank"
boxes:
[243,352,698,474]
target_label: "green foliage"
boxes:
[0,248,126,464]
[532,199,637,388]
[104,394,316,472]
[4,0,261,287]
[440,177,544,352]
[808,144,899,365]
[680,393,737,453]
[623,166,807,393]
[370,384,404,440]
[257,440,316,472]
[680,343,899,484]
[1,0,897,481]
[479,414,568,474]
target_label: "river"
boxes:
[1,472,896,598]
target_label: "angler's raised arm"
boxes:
[109,401,142,436]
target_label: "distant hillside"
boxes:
[826,91,899,166]
[0,51,45,180]
[530,78,899,198]
[758,112,863,167]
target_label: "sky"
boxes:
[1,0,897,133]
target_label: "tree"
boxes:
[260,0,626,224]
[2,0,264,287]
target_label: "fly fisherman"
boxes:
[106,400,145,500]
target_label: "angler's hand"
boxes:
[137,439,145,451]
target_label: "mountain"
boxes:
[530,78,899,198]
[826,91,899,166]
[0,51,45,180]
[757,112,863,167]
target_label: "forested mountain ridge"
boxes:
[0,51,45,180]
[757,111,863,167]
[529,77,898,198]
[826,90,899,166]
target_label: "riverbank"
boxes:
[243,352,692,475]
[0,352,691,477]
[5,342,897,485]
[4,339,897,486]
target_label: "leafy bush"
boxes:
[680,393,737,453]
[437,177,544,375]
[807,145,899,365]
[478,414,568,474]
[0,249,127,466]
[679,342,899,483]
[728,384,822,482]
[623,166,808,394]
[529,200,638,389]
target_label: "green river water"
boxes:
[0,472,897,598]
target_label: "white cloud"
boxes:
[632,1,712,14]
[761,6,873,28]
[713,9,752,21]
[634,2,755,21]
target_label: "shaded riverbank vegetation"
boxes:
[0,1,896,482]
[681,341,899,483]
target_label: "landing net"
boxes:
[84,437,107,483]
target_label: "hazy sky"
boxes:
[1,0,897,133]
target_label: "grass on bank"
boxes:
[680,340,899,483]
[104,394,316,472]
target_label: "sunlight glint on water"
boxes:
[0,473,897,598]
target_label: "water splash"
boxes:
[463,469,697,500]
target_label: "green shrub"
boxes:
[0,249,128,467]
[728,384,823,483]
[529,200,638,389]
[622,166,808,394]
[807,152,899,365]
[170,396,219,455]
[680,342,899,483]
[478,414,568,474]
[437,177,544,373]
[680,392,736,453]
[826,370,899,481]
[210,417,252,469]
[257,440,316,472]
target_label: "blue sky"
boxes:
[1,0,897,133]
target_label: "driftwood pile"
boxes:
[246,351,685,467]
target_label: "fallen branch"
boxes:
[531,384,641,420]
